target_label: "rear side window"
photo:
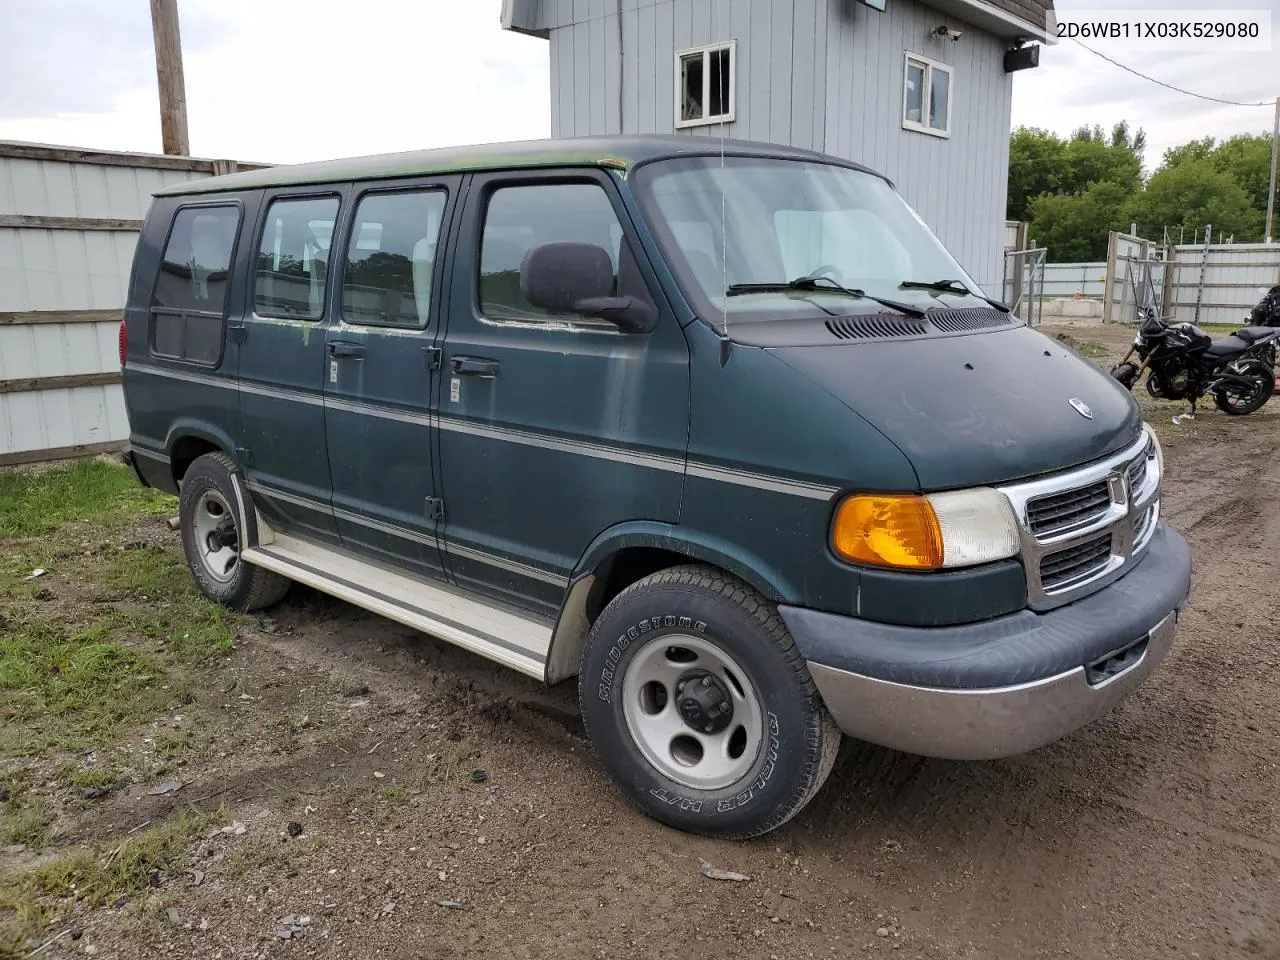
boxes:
[150,204,240,365]
[254,196,340,319]
[479,183,623,323]
[342,190,447,328]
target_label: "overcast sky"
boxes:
[0,0,1275,171]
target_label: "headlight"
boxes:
[831,489,1020,571]
[1143,423,1163,477]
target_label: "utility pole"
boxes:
[150,0,190,156]
[1266,96,1278,244]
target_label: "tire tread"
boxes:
[182,452,290,612]
[590,564,840,838]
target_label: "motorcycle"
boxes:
[1247,285,1280,328]
[1110,307,1279,416]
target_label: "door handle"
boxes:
[328,341,366,359]
[451,356,501,377]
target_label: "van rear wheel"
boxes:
[578,565,840,838]
[179,453,290,612]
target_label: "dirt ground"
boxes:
[4,325,1280,959]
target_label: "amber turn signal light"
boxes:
[831,495,944,570]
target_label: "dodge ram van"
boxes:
[121,136,1191,838]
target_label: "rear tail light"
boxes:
[118,319,127,367]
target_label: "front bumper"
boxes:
[780,524,1191,760]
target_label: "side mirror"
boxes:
[520,241,656,333]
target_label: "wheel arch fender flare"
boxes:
[163,419,239,469]
[545,521,799,684]
[168,431,260,550]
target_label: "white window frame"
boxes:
[674,40,736,129]
[902,52,952,139]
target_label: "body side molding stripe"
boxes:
[130,365,841,502]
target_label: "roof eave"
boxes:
[500,0,549,39]
[937,0,1053,42]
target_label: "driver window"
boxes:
[479,183,623,323]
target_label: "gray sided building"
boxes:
[501,0,1052,292]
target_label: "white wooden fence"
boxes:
[0,142,263,466]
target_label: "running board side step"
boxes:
[242,534,553,680]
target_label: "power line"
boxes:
[1071,40,1274,108]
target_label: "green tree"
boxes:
[1007,127,1069,221]
[1063,135,1142,197]
[1027,181,1133,261]
[1007,121,1146,223]
[1161,136,1216,168]
[1194,134,1274,221]
[1126,157,1262,243]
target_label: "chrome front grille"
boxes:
[1026,480,1111,537]
[1000,433,1161,610]
[1039,534,1113,592]
[1127,456,1148,495]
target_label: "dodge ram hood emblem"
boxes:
[1069,398,1094,420]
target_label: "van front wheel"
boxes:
[578,565,840,838]
[179,453,290,612]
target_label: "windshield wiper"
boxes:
[726,276,928,319]
[899,279,1010,312]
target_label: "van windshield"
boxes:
[632,155,989,324]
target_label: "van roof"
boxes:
[154,135,881,196]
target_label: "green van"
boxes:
[120,136,1191,838]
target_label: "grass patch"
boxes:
[99,545,241,662]
[0,808,218,955]
[0,773,53,852]
[64,767,124,792]
[0,535,238,758]
[0,807,52,852]
[0,460,172,539]
[0,615,177,759]
[1053,332,1111,360]
[23,808,215,904]
[0,523,239,759]
[406,739,476,792]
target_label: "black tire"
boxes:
[1214,365,1275,415]
[179,452,290,612]
[1111,363,1139,390]
[578,565,840,838]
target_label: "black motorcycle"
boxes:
[1110,309,1278,416]
[1248,285,1280,328]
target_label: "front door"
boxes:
[436,169,690,616]
[322,177,458,573]
[237,187,346,541]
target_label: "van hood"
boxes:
[768,325,1142,490]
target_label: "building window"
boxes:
[903,53,952,138]
[675,41,735,129]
